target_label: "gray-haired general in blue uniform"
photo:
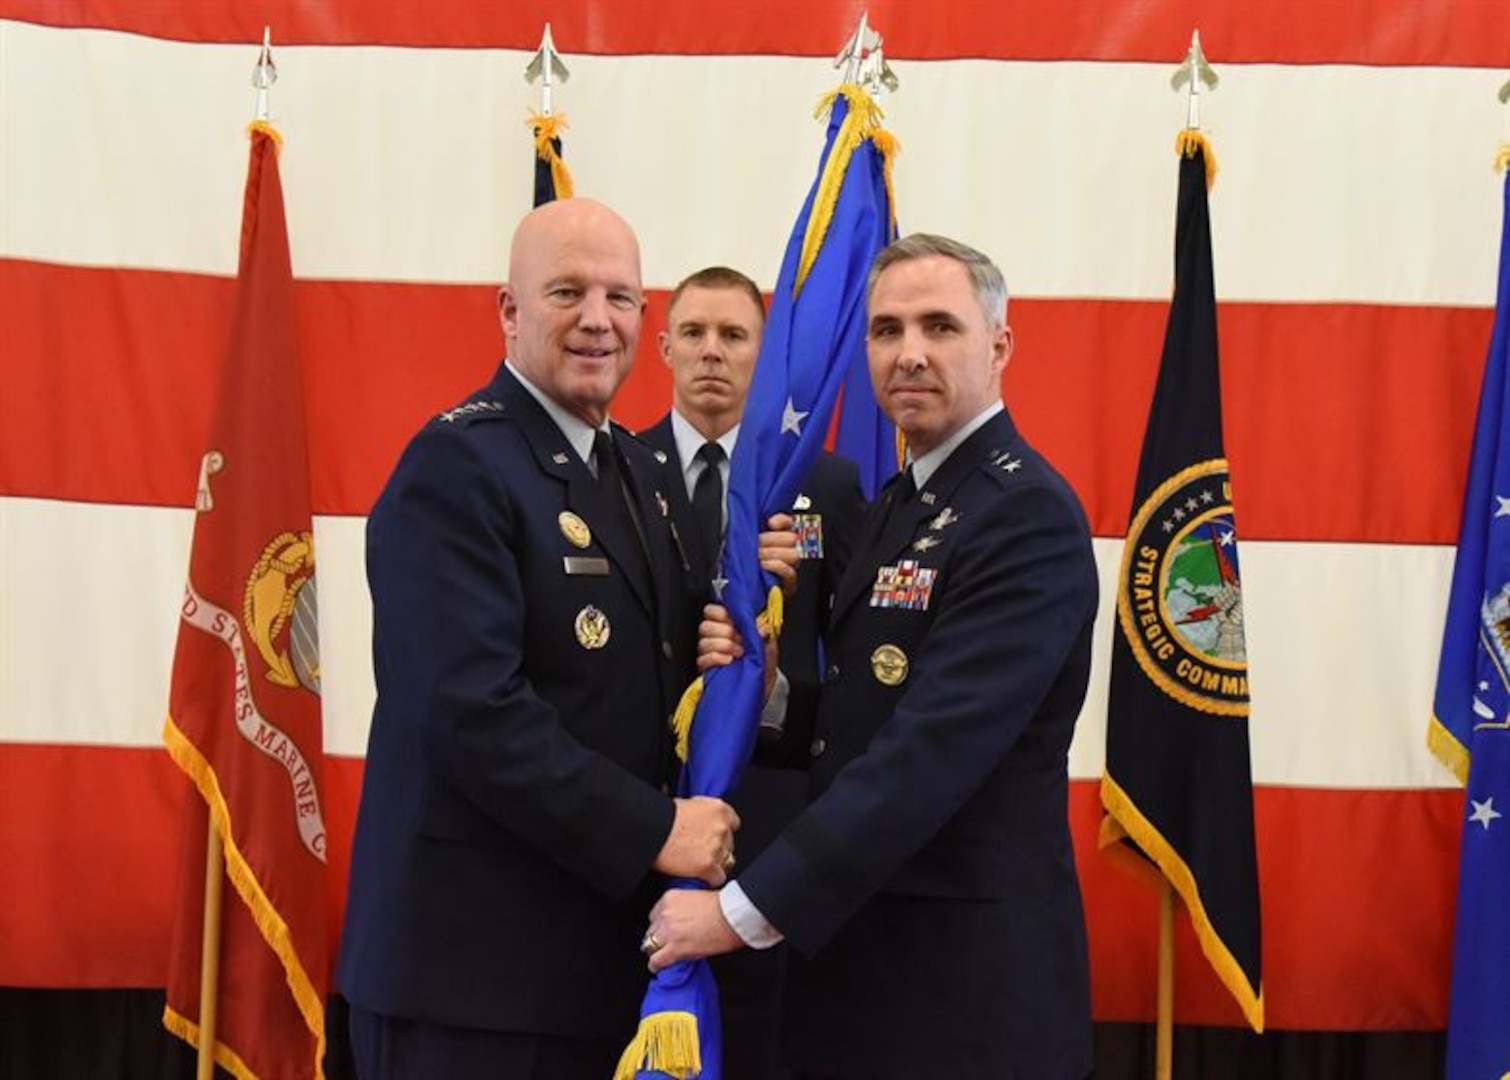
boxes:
[337,198,744,1079]
[644,234,1097,1080]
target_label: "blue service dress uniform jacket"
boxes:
[738,408,1098,1080]
[337,364,696,1043]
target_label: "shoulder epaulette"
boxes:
[611,420,642,443]
[980,447,1040,492]
[436,399,508,426]
[985,447,1025,475]
[613,422,670,464]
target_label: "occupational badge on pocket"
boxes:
[559,511,592,549]
[575,605,611,649]
[870,644,909,686]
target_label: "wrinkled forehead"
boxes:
[509,201,642,290]
[868,256,980,318]
[667,284,765,328]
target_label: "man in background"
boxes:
[639,266,865,1078]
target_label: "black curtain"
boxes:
[0,989,1443,1079]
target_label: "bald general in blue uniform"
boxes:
[338,198,743,1079]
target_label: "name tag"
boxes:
[563,556,611,576]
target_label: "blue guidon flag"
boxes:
[1100,132,1264,1033]
[615,84,897,1080]
[1430,159,1510,1080]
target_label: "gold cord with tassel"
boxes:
[1175,129,1218,189]
[527,112,575,199]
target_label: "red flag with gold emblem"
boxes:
[162,123,328,1080]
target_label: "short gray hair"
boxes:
[866,233,1009,329]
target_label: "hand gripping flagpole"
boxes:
[615,16,898,1079]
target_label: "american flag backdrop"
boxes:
[1,0,1507,1040]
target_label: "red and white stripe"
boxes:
[3,2,1506,1029]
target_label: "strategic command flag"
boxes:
[161,124,329,1080]
[616,85,897,1080]
[1100,134,1264,1033]
[1431,161,1510,1080]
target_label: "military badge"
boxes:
[928,507,961,532]
[654,450,669,465]
[1116,458,1248,716]
[920,492,937,506]
[911,535,941,553]
[439,400,504,423]
[574,605,611,649]
[244,530,321,693]
[552,452,570,465]
[559,511,592,549]
[869,559,937,610]
[870,644,909,686]
[793,493,812,511]
[794,513,825,559]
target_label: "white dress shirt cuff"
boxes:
[759,668,791,733]
[719,882,785,949]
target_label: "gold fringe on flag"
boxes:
[670,677,703,765]
[528,112,576,199]
[162,714,328,1077]
[1496,144,1510,174]
[1100,773,1265,1032]
[613,1010,703,1080]
[796,86,900,294]
[1427,713,1472,784]
[1175,129,1218,190]
[246,120,283,153]
[669,587,786,763]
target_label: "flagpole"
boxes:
[1147,36,1222,1079]
[1156,881,1175,1080]
[190,32,280,1078]
[195,823,225,1080]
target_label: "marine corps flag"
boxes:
[162,124,329,1079]
[1100,135,1264,1032]
[1430,162,1510,1080]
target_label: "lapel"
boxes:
[641,416,708,581]
[616,426,686,625]
[830,410,1018,627]
[496,368,655,616]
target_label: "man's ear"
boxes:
[992,324,1015,375]
[498,284,518,339]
